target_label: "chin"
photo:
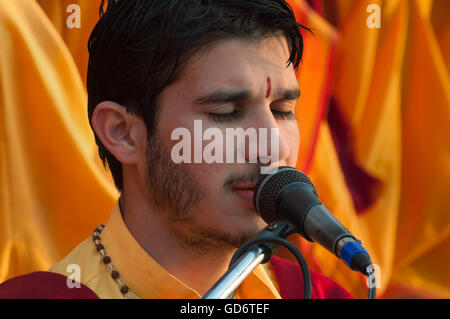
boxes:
[229,213,267,238]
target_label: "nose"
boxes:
[244,108,292,169]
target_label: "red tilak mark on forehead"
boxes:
[266,77,272,98]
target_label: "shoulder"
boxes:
[270,255,353,299]
[0,271,98,299]
[44,236,124,299]
[49,236,102,286]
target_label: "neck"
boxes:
[120,188,234,296]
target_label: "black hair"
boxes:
[87,0,309,192]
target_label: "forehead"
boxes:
[168,36,298,99]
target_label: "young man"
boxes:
[0,0,351,299]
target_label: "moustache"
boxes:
[223,164,264,189]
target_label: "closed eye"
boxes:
[272,110,296,120]
[207,110,242,123]
[208,109,296,123]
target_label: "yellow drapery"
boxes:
[0,0,449,298]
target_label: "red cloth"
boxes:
[0,256,352,299]
[0,271,98,299]
[271,256,353,299]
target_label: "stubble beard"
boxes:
[145,132,260,256]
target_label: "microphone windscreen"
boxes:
[253,166,316,223]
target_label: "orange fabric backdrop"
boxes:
[0,0,449,298]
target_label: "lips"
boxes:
[231,184,256,207]
[231,184,256,192]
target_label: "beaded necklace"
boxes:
[92,224,135,298]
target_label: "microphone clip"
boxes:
[231,221,297,265]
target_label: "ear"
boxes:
[91,101,145,164]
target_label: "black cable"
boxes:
[368,286,376,299]
[367,265,377,299]
[229,235,312,299]
[229,233,376,299]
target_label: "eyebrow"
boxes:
[276,88,301,101]
[193,89,252,105]
[193,87,301,105]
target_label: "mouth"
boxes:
[231,184,256,207]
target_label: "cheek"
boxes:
[293,128,300,153]
[285,124,300,164]
[132,124,150,181]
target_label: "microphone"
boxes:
[253,166,372,275]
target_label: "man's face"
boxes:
[142,36,300,254]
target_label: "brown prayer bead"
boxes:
[111,271,120,280]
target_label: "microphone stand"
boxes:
[202,221,296,299]
[202,245,266,299]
